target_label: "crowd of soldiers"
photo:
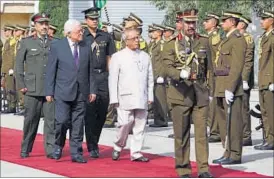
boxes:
[0,6,273,177]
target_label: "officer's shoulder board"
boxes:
[212,32,221,45]
[234,32,242,38]
[243,33,253,44]
[199,34,209,38]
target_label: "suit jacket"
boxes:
[258,29,274,90]
[109,47,154,110]
[15,35,55,96]
[45,37,97,101]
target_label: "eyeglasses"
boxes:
[126,36,140,41]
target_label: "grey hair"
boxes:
[122,28,138,41]
[64,19,81,35]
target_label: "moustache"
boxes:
[187,28,195,31]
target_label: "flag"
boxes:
[96,0,108,28]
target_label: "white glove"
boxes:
[8,69,14,76]
[225,90,234,104]
[107,25,113,33]
[243,81,249,91]
[209,96,213,103]
[180,69,190,80]
[156,76,164,84]
[269,83,274,92]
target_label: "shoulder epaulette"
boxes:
[234,32,242,38]
[199,34,209,38]
[212,33,221,45]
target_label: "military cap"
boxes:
[176,11,184,21]
[81,22,88,28]
[152,23,165,31]
[101,22,109,28]
[3,24,15,31]
[164,24,176,31]
[124,21,142,30]
[258,10,274,18]
[82,7,100,18]
[49,24,58,31]
[182,9,199,22]
[239,15,252,24]
[148,25,155,32]
[113,24,123,32]
[204,12,220,21]
[128,12,143,26]
[15,24,28,31]
[31,12,50,22]
[221,11,242,20]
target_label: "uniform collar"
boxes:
[265,28,274,37]
[226,28,237,38]
[84,27,103,38]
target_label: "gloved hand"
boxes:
[180,69,190,80]
[209,96,213,103]
[8,69,14,76]
[225,90,234,104]
[269,83,274,92]
[243,81,249,91]
[107,25,113,33]
[156,76,164,84]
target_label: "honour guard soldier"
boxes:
[203,12,222,143]
[237,15,255,146]
[48,23,58,38]
[16,12,56,158]
[163,9,213,178]
[212,11,247,165]
[254,10,274,150]
[175,11,185,40]
[148,24,169,127]
[82,7,116,158]
[1,25,16,113]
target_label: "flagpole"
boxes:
[93,0,96,7]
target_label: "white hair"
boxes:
[64,19,81,35]
[122,28,138,41]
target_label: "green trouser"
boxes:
[172,104,209,176]
[215,96,243,161]
[104,105,117,125]
[208,98,220,138]
[259,90,274,145]
[5,75,16,109]
[242,90,252,141]
[153,84,169,125]
[21,95,55,155]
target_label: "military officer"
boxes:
[1,25,16,113]
[163,9,213,178]
[163,25,175,40]
[15,12,56,159]
[104,24,124,128]
[203,12,222,143]
[237,15,255,146]
[254,10,274,150]
[13,25,28,116]
[175,11,185,40]
[48,23,58,37]
[82,7,116,158]
[148,23,169,127]
[212,11,247,165]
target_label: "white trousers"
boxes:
[113,108,147,159]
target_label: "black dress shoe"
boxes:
[168,134,174,138]
[71,155,87,163]
[180,174,191,178]
[212,156,227,164]
[149,124,168,127]
[131,156,149,162]
[198,172,213,178]
[20,152,29,158]
[254,142,265,150]
[219,158,241,165]
[255,143,274,150]
[53,148,62,160]
[46,154,55,159]
[89,149,99,158]
[243,139,253,146]
[112,150,120,161]
[208,136,221,143]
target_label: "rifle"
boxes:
[225,102,232,153]
[250,104,265,144]
[1,73,8,112]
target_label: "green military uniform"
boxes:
[15,13,55,158]
[0,39,3,109]
[163,9,212,176]
[213,12,246,163]
[256,10,274,150]
[238,15,255,145]
[1,28,17,113]
[149,24,169,127]
[203,13,222,142]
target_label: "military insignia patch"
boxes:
[212,34,221,45]
[244,35,253,44]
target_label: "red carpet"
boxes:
[0,127,271,178]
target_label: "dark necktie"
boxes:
[73,43,79,68]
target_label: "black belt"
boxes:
[93,69,106,74]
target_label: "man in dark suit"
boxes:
[45,19,97,163]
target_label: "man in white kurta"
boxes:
[109,28,154,162]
